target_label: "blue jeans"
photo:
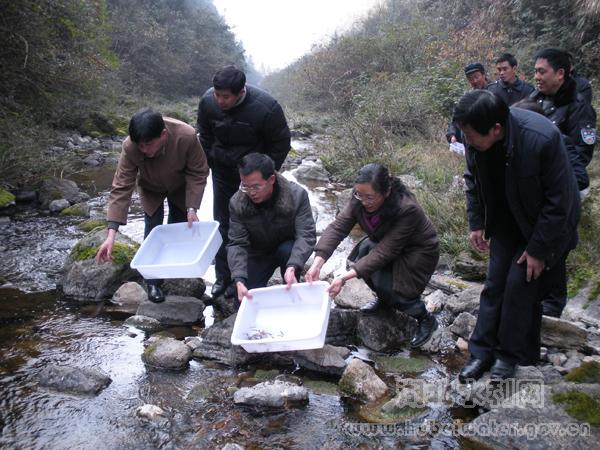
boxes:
[143,198,187,286]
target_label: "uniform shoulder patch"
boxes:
[581,127,596,145]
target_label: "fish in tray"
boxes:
[245,327,285,341]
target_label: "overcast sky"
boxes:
[212,0,383,73]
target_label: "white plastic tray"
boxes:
[130,221,221,279]
[231,281,332,353]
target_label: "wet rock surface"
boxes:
[339,358,388,402]
[233,380,309,408]
[142,336,192,370]
[136,295,205,326]
[357,309,416,352]
[37,365,112,395]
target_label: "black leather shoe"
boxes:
[458,357,493,383]
[360,299,383,315]
[489,359,516,381]
[410,313,438,348]
[148,285,165,303]
[211,279,228,297]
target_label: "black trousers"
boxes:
[143,198,187,287]
[212,169,240,283]
[245,240,294,289]
[468,228,568,365]
[353,238,427,319]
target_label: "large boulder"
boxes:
[194,315,258,367]
[334,278,374,309]
[356,309,416,352]
[291,345,350,376]
[452,252,487,281]
[39,177,90,209]
[136,295,204,326]
[449,312,477,340]
[292,160,329,182]
[233,380,309,408]
[325,308,359,346]
[562,287,600,329]
[49,198,70,213]
[444,285,482,316]
[339,358,388,402]
[419,327,457,355]
[110,282,147,315]
[60,228,140,302]
[37,365,111,395]
[162,278,206,298]
[541,316,588,350]
[142,336,192,370]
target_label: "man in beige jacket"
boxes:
[96,109,209,302]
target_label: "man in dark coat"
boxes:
[228,153,316,301]
[569,53,593,104]
[488,53,535,106]
[529,48,596,317]
[197,66,291,298]
[455,90,580,382]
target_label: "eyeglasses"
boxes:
[239,182,268,193]
[353,191,380,205]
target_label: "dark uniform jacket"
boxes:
[314,179,439,299]
[227,174,316,282]
[197,85,291,180]
[529,78,596,166]
[464,108,580,267]
[488,78,535,106]
[572,71,593,104]
[107,118,209,225]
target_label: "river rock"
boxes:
[124,315,162,332]
[334,278,374,309]
[325,308,359,346]
[462,382,600,449]
[541,316,588,350]
[562,287,600,328]
[449,312,477,340]
[339,358,388,402]
[82,153,103,166]
[60,228,140,301]
[113,282,147,305]
[136,295,204,326]
[292,345,350,376]
[419,327,457,355]
[60,202,91,217]
[142,336,191,370]
[220,444,244,450]
[0,189,16,212]
[382,378,446,413]
[444,285,482,316]
[357,309,416,352]
[135,404,169,426]
[162,278,206,298]
[424,289,448,313]
[184,336,203,352]
[427,274,468,295]
[452,252,487,281]
[14,189,36,203]
[39,177,90,209]
[37,365,111,395]
[49,198,71,213]
[292,160,329,182]
[194,314,258,367]
[233,380,309,408]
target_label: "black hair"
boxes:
[452,90,509,135]
[535,48,571,78]
[354,163,392,195]
[213,66,246,94]
[512,99,545,115]
[128,109,165,144]
[238,152,275,179]
[496,53,518,67]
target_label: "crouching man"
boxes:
[227,153,316,302]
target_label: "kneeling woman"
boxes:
[306,163,439,348]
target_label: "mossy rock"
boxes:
[302,378,339,396]
[50,190,64,200]
[0,189,16,208]
[253,369,280,381]
[61,203,90,217]
[552,390,600,425]
[69,241,138,265]
[78,219,106,232]
[80,112,129,137]
[565,361,600,384]
[374,355,431,374]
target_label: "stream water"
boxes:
[0,140,471,449]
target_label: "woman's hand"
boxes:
[326,277,345,297]
[305,256,325,283]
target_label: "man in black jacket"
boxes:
[197,66,291,298]
[529,48,596,317]
[228,153,316,302]
[454,90,580,382]
[488,53,534,106]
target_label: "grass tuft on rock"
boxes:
[565,361,600,384]
[69,241,138,265]
[0,189,15,208]
[552,390,600,425]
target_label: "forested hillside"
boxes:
[0,0,247,182]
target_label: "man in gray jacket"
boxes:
[227,153,316,301]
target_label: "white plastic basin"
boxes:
[130,221,221,279]
[231,281,332,353]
